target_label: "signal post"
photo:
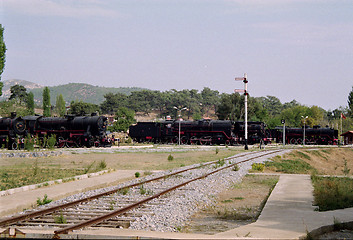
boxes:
[235,73,248,150]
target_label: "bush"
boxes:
[168,154,174,161]
[24,134,34,151]
[47,135,56,149]
[135,172,140,178]
[312,176,353,211]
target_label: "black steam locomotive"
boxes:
[0,113,111,149]
[129,119,269,145]
[270,126,338,145]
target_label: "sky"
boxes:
[1,0,352,110]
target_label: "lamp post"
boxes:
[174,106,187,145]
[301,116,308,145]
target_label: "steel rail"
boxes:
[0,151,259,227]
[54,150,282,236]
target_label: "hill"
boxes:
[1,79,146,105]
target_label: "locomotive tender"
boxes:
[0,113,111,149]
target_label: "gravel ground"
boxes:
[19,150,287,232]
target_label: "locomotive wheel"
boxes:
[190,137,198,145]
[296,138,302,145]
[11,142,18,150]
[57,138,66,148]
[181,136,189,145]
[290,138,297,145]
[66,141,77,148]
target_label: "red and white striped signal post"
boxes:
[235,73,248,150]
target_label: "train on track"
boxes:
[0,113,112,149]
[270,126,338,145]
[129,119,270,145]
[129,119,338,146]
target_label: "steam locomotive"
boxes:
[0,113,111,149]
[270,126,338,145]
[129,119,270,145]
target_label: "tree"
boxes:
[69,101,100,115]
[26,92,35,115]
[55,94,66,117]
[0,24,6,96]
[43,87,51,117]
[9,85,28,104]
[348,86,353,117]
[111,107,136,132]
[100,92,127,114]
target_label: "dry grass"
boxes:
[265,148,353,175]
[0,148,241,190]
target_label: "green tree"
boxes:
[111,107,136,132]
[26,92,35,115]
[69,101,100,115]
[9,85,28,104]
[348,86,353,117]
[0,24,6,96]
[43,87,51,117]
[55,94,66,117]
[100,92,127,114]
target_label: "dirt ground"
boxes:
[182,175,279,234]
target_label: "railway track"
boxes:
[0,149,283,237]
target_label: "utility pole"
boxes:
[235,73,248,150]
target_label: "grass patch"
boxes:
[312,175,353,211]
[265,158,317,174]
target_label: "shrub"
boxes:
[135,172,140,178]
[24,134,34,151]
[168,154,174,161]
[47,135,56,149]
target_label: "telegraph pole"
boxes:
[235,73,248,150]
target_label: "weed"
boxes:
[215,148,219,154]
[221,199,233,203]
[84,161,95,174]
[342,159,351,176]
[119,188,129,195]
[143,171,152,176]
[139,185,146,195]
[232,165,240,171]
[168,154,174,161]
[98,160,107,170]
[135,172,140,178]
[54,212,67,224]
[214,159,225,168]
[251,163,264,172]
[37,194,52,206]
[232,197,244,200]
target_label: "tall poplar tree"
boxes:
[43,87,51,117]
[0,24,6,96]
[56,94,66,117]
[27,92,35,115]
[348,86,353,117]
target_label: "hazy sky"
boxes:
[1,0,352,110]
